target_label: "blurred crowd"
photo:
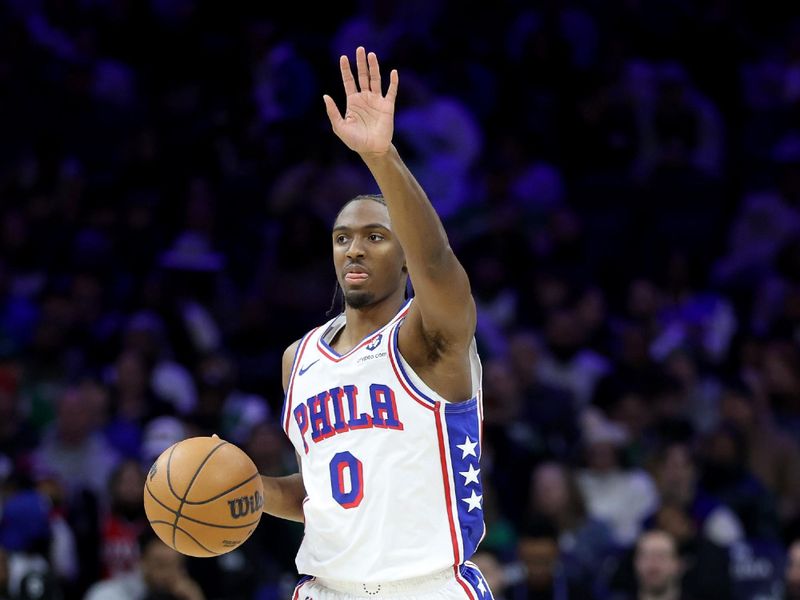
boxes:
[2,0,800,599]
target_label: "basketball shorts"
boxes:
[290,563,493,600]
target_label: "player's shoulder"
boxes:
[282,337,304,369]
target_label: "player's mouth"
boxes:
[344,265,369,283]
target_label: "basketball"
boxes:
[143,434,264,557]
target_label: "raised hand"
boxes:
[323,46,399,157]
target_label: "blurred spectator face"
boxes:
[576,287,606,332]
[71,273,103,324]
[705,428,739,467]
[719,389,754,431]
[507,331,539,385]
[484,359,521,404]
[534,273,569,312]
[664,350,696,386]
[531,462,569,518]
[518,536,559,589]
[116,351,148,394]
[610,393,651,441]
[655,443,695,505]
[786,540,800,598]
[634,530,682,596]
[79,378,110,429]
[586,440,618,471]
[653,505,696,546]
[56,388,96,445]
[762,341,800,395]
[111,460,146,518]
[627,279,660,320]
[140,537,186,592]
[544,309,584,361]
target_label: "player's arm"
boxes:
[323,47,475,345]
[260,339,306,523]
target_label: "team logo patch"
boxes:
[366,334,382,351]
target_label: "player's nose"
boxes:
[346,236,366,259]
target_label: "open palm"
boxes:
[323,47,399,156]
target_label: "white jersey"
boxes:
[281,298,485,583]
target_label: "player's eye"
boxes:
[369,233,384,242]
[335,235,348,244]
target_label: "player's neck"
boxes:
[339,294,405,348]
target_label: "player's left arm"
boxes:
[323,47,476,346]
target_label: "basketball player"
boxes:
[259,47,491,600]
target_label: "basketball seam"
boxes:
[149,520,221,556]
[171,441,229,550]
[181,471,261,504]
[145,481,262,529]
[165,443,183,502]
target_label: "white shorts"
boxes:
[291,563,493,600]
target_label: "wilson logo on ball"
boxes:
[227,490,264,519]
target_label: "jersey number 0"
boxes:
[329,451,364,508]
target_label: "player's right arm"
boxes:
[260,339,306,523]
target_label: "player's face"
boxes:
[332,200,406,309]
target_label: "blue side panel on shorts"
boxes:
[459,563,494,600]
[444,398,484,561]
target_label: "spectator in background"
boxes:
[507,331,580,462]
[647,441,743,548]
[392,72,483,222]
[192,352,269,445]
[31,386,118,501]
[103,351,171,461]
[83,529,204,600]
[0,366,38,467]
[576,408,659,548]
[697,423,780,542]
[786,539,800,600]
[121,312,196,417]
[536,307,611,411]
[139,416,187,469]
[0,489,60,599]
[510,515,594,600]
[529,461,617,595]
[628,529,684,600]
[97,460,147,581]
[718,379,800,529]
[713,132,800,292]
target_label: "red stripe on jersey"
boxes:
[435,405,461,566]
[386,327,436,411]
[283,329,319,435]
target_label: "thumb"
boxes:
[323,95,344,128]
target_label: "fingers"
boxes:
[368,51,381,94]
[386,69,399,104]
[356,46,370,93]
[340,55,357,96]
[339,47,396,99]
[323,94,343,128]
